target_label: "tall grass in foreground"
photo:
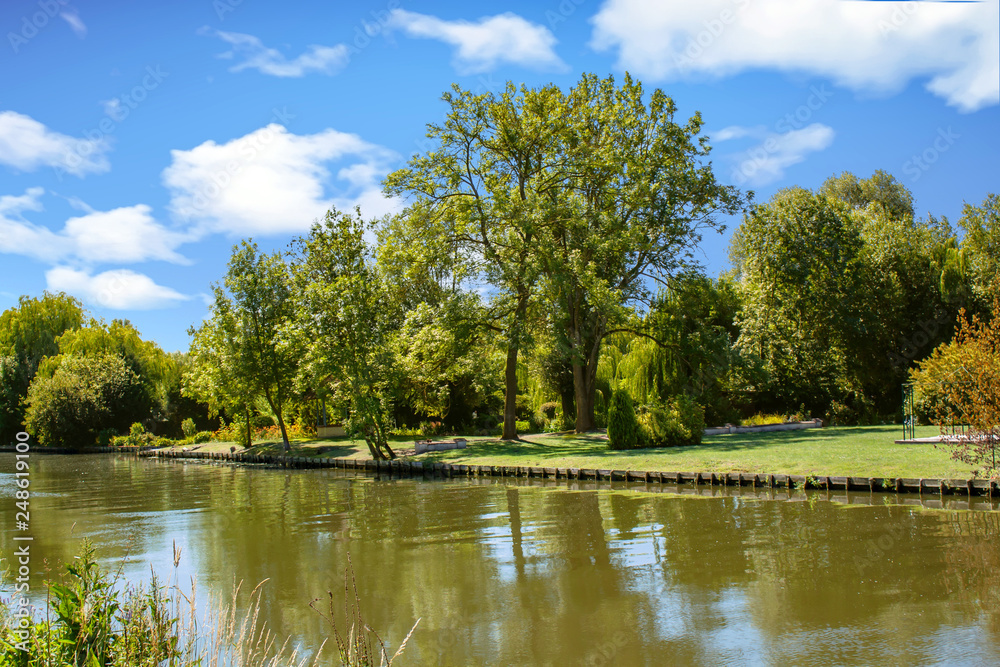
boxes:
[1,542,416,667]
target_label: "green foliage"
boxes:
[181,417,196,439]
[24,353,150,448]
[607,389,640,450]
[959,193,1000,303]
[638,396,705,447]
[386,72,746,435]
[613,274,743,425]
[0,292,84,441]
[0,541,180,666]
[185,241,300,452]
[731,172,971,420]
[193,430,213,444]
[538,402,559,420]
[292,208,401,460]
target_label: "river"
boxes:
[2,453,998,666]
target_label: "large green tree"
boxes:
[537,74,745,431]
[384,82,563,438]
[291,208,400,460]
[0,292,84,441]
[386,73,745,434]
[732,172,972,419]
[185,241,299,450]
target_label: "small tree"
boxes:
[913,288,1000,475]
[607,388,640,450]
[292,208,400,460]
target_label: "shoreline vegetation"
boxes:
[15,424,985,482]
[0,543,412,667]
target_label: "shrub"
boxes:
[538,402,559,420]
[607,389,640,450]
[638,396,706,447]
[193,430,213,444]
[24,353,151,448]
[515,419,532,434]
[419,420,444,438]
[741,413,786,427]
[181,417,196,439]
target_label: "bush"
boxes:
[193,430,213,444]
[741,413,786,427]
[419,420,444,438]
[515,419,532,434]
[638,396,706,447]
[24,353,150,448]
[181,417,196,439]
[607,389,640,450]
[538,402,559,420]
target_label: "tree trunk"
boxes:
[559,385,575,431]
[502,344,520,440]
[573,362,597,432]
[572,327,603,433]
[263,389,291,452]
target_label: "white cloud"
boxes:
[0,111,111,176]
[204,28,350,77]
[0,188,190,265]
[60,8,87,38]
[729,123,835,187]
[387,9,567,73]
[63,205,190,264]
[590,0,999,112]
[45,267,190,310]
[711,125,761,142]
[162,123,401,235]
[0,188,66,260]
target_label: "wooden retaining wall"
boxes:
[134,449,1000,499]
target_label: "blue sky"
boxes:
[1,0,997,352]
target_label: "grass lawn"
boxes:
[155,424,985,480]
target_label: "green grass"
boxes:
[163,424,983,479]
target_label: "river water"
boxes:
[2,454,998,666]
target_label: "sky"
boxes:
[1,0,997,352]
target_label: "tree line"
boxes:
[2,73,996,460]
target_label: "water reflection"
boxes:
[1,454,997,666]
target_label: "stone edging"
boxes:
[135,449,1000,498]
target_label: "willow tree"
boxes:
[0,292,84,441]
[386,73,744,435]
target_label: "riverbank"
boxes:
[149,424,985,480]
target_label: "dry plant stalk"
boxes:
[310,554,419,667]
